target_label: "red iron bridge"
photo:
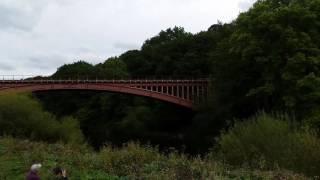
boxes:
[0,76,209,109]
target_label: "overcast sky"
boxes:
[0,0,256,76]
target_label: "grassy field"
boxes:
[0,137,308,180]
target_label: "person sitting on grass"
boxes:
[26,163,42,180]
[53,167,68,180]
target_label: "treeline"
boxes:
[32,0,320,153]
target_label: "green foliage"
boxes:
[121,26,212,77]
[0,137,308,179]
[96,57,129,79]
[118,106,152,136]
[99,142,161,177]
[59,116,84,144]
[216,112,320,176]
[143,27,192,49]
[210,0,320,120]
[52,61,95,79]
[304,108,320,130]
[0,93,83,143]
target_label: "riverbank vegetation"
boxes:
[0,137,309,179]
[0,93,83,144]
[1,94,320,178]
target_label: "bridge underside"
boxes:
[0,83,195,109]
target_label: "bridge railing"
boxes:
[0,79,209,85]
[0,75,209,82]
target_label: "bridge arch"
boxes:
[0,79,209,109]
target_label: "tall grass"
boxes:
[0,137,307,179]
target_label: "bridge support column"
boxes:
[191,86,195,101]
[197,86,200,103]
[187,86,190,100]
[177,86,180,98]
[182,86,185,99]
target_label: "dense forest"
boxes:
[1,0,320,177]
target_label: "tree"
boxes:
[52,61,95,79]
[210,0,320,120]
[96,57,129,79]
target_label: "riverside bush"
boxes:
[0,93,83,143]
[99,142,162,177]
[216,112,320,176]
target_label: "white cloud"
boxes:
[0,0,49,31]
[238,0,256,11]
[0,0,256,75]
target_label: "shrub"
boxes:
[215,112,320,176]
[304,108,320,130]
[0,93,83,143]
[99,142,162,178]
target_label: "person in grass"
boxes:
[53,167,68,180]
[26,163,42,180]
